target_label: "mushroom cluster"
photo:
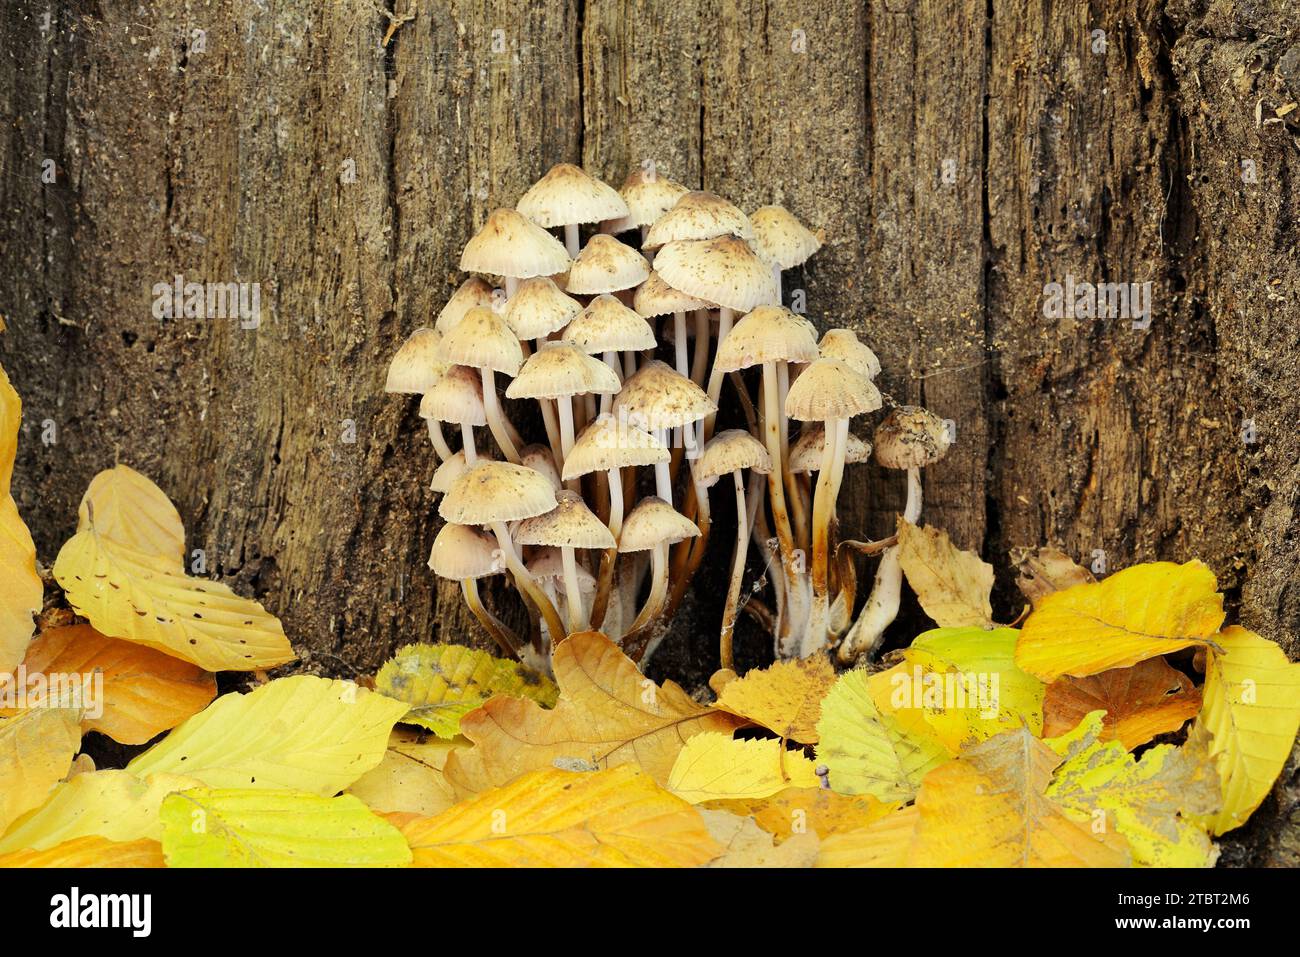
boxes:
[386,163,949,673]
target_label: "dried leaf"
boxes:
[347,728,464,817]
[0,364,41,673]
[1042,657,1201,750]
[706,787,899,844]
[77,465,185,565]
[1013,546,1095,609]
[0,708,82,833]
[699,809,820,867]
[0,835,164,868]
[714,655,836,743]
[816,805,920,867]
[896,520,994,628]
[668,732,819,803]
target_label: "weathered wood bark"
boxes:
[1,0,1296,861]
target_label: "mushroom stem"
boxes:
[771,264,783,304]
[623,543,668,662]
[462,579,521,660]
[806,417,847,654]
[557,397,579,492]
[762,361,809,656]
[560,547,588,633]
[523,339,564,463]
[564,223,580,258]
[652,429,673,503]
[489,521,566,649]
[702,307,736,442]
[589,466,623,631]
[839,465,923,663]
[690,309,710,388]
[719,469,752,671]
[599,350,622,415]
[428,420,454,462]
[460,422,479,465]
[778,362,809,551]
[480,369,521,463]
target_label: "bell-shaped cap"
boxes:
[713,305,819,372]
[785,358,882,422]
[819,328,881,379]
[874,406,952,470]
[643,191,755,249]
[618,497,700,553]
[749,205,822,269]
[439,306,524,375]
[429,523,503,580]
[654,236,776,313]
[419,365,486,426]
[505,344,621,400]
[562,295,656,354]
[520,444,561,492]
[612,359,717,432]
[562,413,669,481]
[502,277,581,340]
[430,451,475,494]
[565,235,651,295]
[435,278,496,334]
[632,271,714,318]
[528,547,598,592]
[439,461,558,525]
[602,168,690,233]
[789,425,872,474]
[515,490,616,550]
[460,208,572,280]
[516,164,629,228]
[696,429,772,487]
[386,328,447,394]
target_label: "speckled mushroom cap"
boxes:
[516,163,629,229]
[564,235,651,295]
[562,413,669,481]
[439,460,558,525]
[654,236,777,313]
[643,191,755,249]
[386,328,447,394]
[749,205,823,269]
[428,523,503,580]
[712,305,819,372]
[505,344,621,400]
[438,306,524,376]
[819,328,881,380]
[874,405,951,470]
[460,208,573,280]
[520,444,561,492]
[529,547,598,590]
[429,451,474,494]
[612,359,717,432]
[632,271,714,318]
[419,365,486,426]
[514,490,616,550]
[618,497,700,553]
[696,430,773,486]
[435,277,495,334]
[789,425,871,474]
[602,167,690,234]
[785,358,882,421]
[502,277,582,340]
[561,295,656,354]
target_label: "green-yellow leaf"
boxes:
[127,675,409,795]
[668,732,819,804]
[375,643,557,738]
[160,788,412,868]
[0,708,82,833]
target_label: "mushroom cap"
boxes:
[654,236,777,313]
[419,365,486,426]
[697,429,772,485]
[785,358,882,422]
[502,277,582,340]
[633,270,714,318]
[428,523,504,580]
[505,343,621,400]
[819,328,881,379]
[386,327,447,394]
[612,359,717,431]
[789,425,872,474]
[520,444,561,492]
[562,413,670,480]
[874,405,952,470]
[712,305,819,372]
[439,460,558,525]
[460,208,573,280]
[514,490,616,550]
[618,497,700,552]
[643,191,755,249]
[561,295,656,353]
[602,168,690,233]
[438,306,524,375]
[435,277,496,334]
[516,163,629,228]
[528,547,598,591]
[564,235,651,295]
[749,205,823,269]
[430,451,474,494]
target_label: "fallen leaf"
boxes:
[1042,657,1201,750]
[401,765,720,867]
[706,787,899,844]
[0,363,41,673]
[668,732,819,803]
[1015,561,1225,681]
[714,655,835,742]
[0,836,164,868]
[77,464,185,565]
[374,643,557,739]
[443,631,741,796]
[0,708,82,833]
[896,519,995,627]
[698,809,820,867]
[816,805,920,867]
[160,788,412,868]
[347,728,464,816]
[126,675,409,795]
[1013,546,1095,609]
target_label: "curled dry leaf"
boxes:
[346,728,465,817]
[896,519,995,628]
[1041,656,1201,750]
[1013,545,1095,609]
[714,655,836,743]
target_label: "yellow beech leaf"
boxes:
[698,809,820,867]
[402,765,721,867]
[814,669,948,801]
[7,624,216,745]
[1042,657,1201,750]
[1045,712,1220,867]
[443,631,742,796]
[907,727,1131,867]
[126,675,409,795]
[1015,561,1225,681]
[1193,626,1300,835]
[706,787,900,844]
[347,728,464,817]
[375,643,557,738]
[77,465,185,565]
[667,732,819,803]
[714,655,835,743]
[0,363,41,674]
[896,519,995,627]
[0,835,163,868]
[1013,546,1095,610]
[0,770,199,852]
[160,788,412,868]
[816,805,920,867]
[0,708,82,833]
